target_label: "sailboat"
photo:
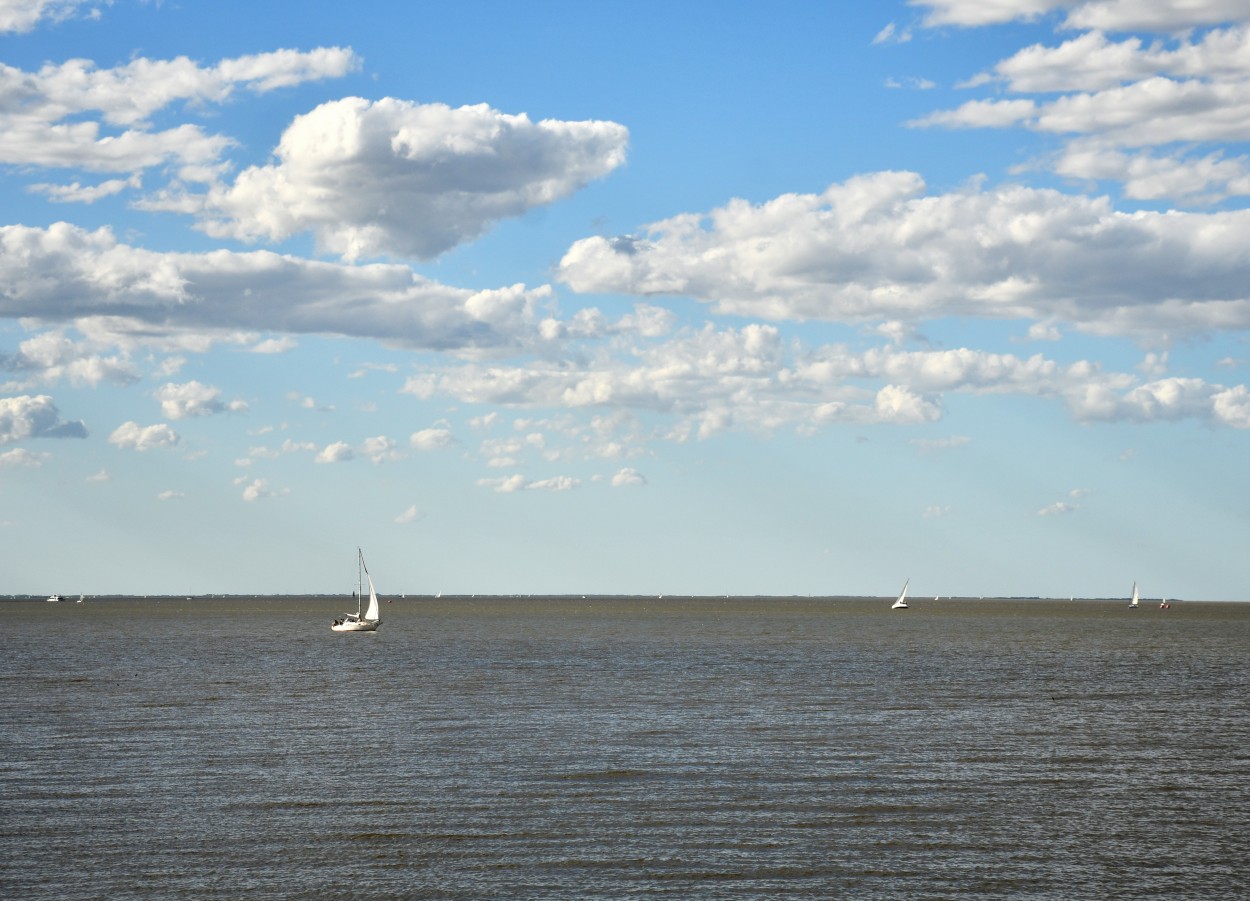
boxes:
[891,579,910,610]
[1159,597,1170,609]
[1128,581,1139,609]
[331,548,382,632]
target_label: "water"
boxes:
[3,597,1249,899]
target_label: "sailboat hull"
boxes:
[330,618,380,632]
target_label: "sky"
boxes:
[3,0,1250,600]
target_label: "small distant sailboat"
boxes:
[76,593,84,604]
[1128,581,1140,609]
[1160,597,1170,609]
[891,579,910,610]
[331,548,382,632]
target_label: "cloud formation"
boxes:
[0,222,559,353]
[0,394,87,443]
[164,97,629,261]
[0,48,358,177]
[557,173,1250,341]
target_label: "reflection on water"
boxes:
[3,597,1249,898]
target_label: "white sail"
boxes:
[364,572,380,621]
[1129,581,1139,608]
[892,579,910,610]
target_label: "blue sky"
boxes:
[3,0,1249,599]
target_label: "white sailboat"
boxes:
[1128,581,1139,609]
[891,579,910,610]
[331,548,382,632]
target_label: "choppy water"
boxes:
[3,596,1249,899]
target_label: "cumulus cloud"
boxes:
[557,172,1250,341]
[0,222,559,353]
[108,420,180,451]
[363,435,402,463]
[410,427,455,451]
[0,0,98,33]
[1,331,139,388]
[0,394,88,443]
[477,473,580,493]
[913,13,1250,203]
[0,48,358,177]
[315,441,355,463]
[239,477,286,502]
[155,380,247,420]
[1038,501,1078,516]
[0,446,47,467]
[915,1,1250,30]
[164,97,628,261]
[610,467,647,487]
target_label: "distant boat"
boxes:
[891,579,910,610]
[1128,581,1139,609]
[76,594,84,604]
[1160,597,1171,609]
[330,548,382,632]
[46,593,63,603]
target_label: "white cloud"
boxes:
[155,380,246,420]
[86,467,110,482]
[1038,500,1079,516]
[923,505,952,518]
[157,490,185,501]
[29,175,141,204]
[0,0,98,33]
[3,330,139,388]
[394,504,424,524]
[0,446,47,467]
[315,441,355,463]
[915,18,1250,203]
[557,173,1250,341]
[239,477,286,502]
[363,435,402,463]
[108,420,180,451]
[1064,1,1250,32]
[610,467,647,487]
[916,1,1068,28]
[0,394,88,443]
[873,22,913,45]
[410,427,454,451]
[0,222,558,353]
[171,97,628,261]
[0,48,358,176]
[914,1,1250,30]
[477,473,580,493]
[250,336,297,354]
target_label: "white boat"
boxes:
[891,579,910,610]
[76,593,84,604]
[46,593,63,603]
[1128,581,1139,609]
[331,548,382,632]
[1160,596,1170,609]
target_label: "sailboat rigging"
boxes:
[891,579,910,610]
[331,548,382,632]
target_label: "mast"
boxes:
[356,547,364,617]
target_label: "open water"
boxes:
[2,596,1248,899]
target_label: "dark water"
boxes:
[3,597,1249,899]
